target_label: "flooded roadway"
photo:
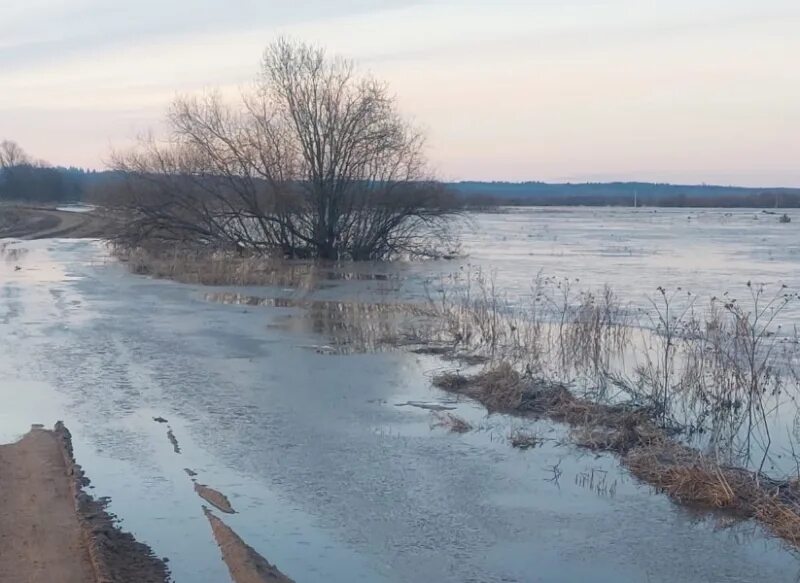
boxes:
[1,238,799,582]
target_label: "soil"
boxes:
[0,425,95,583]
[0,206,112,239]
[204,508,294,583]
[0,423,169,583]
[195,483,236,514]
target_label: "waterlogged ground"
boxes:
[1,209,800,582]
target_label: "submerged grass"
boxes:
[509,429,540,449]
[113,244,322,288]
[431,412,473,434]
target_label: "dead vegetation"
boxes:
[420,272,800,550]
[432,359,800,550]
[627,442,800,546]
[431,412,473,434]
[509,429,540,449]
[432,366,660,449]
[112,243,321,288]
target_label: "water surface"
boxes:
[0,219,799,581]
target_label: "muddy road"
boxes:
[0,428,97,583]
[0,205,110,239]
[0,423,170,583]
[1,238,799,582]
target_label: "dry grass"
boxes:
[433,362,659,451]
[626,445,738,508]
[509,429,540,449]
[432,361,800,550]
[757,501,800,547]
[431,412,473,434]
[432,362,523,411]
[625,441,800,547]
[116,243,800,549]
[431,372,470,392]
[112,244,323,289]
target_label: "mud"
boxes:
[194,483,236,514]
[0,423,169,583]
[204,508,294,583]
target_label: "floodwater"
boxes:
[1,209,800,582]
[301,206,800,322]
[461,207,800,308]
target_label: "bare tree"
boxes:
[0,140,30,169]
[111,39,458,260]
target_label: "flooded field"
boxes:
[460,207,800,311]
[2,207,800,581]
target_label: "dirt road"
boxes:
[0,424,169,583]
[0,421,294,583]
[0,206,110,239]
[0,426,95,583]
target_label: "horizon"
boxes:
[1,0,799,186]
[18,167,800,191]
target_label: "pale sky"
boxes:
[1,0,798,186]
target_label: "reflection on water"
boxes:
[204,278,800,480]
[0,241,69,283]
[205,292,420,354]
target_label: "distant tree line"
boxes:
[454,181,800,208]
[4,138,799,211]
[0,139,104,203]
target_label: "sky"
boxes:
[1,0,798,186]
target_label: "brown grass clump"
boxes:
[570,412,663,453]
[112,244,322,289]
[625,444,742,508]
[434,362,661,453]
[624,441,800,546]
[431,371,470,391]
[443,353,491,366]
[432,362,523,411]
[431,412,473,434]
[471,362,524,410]
[652,465,735,508]
[509,430,540,449]
[756,501,800,547]
[591,439,800,549]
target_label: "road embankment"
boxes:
[0,424,170,583]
